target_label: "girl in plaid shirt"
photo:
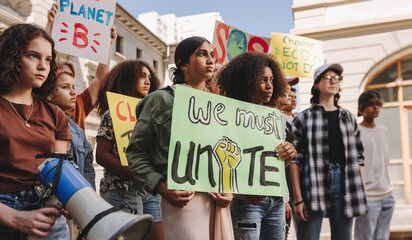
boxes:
[291,63,367,240]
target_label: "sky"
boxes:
[116,0,295,38]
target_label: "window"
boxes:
[367,53,412,201]
[401,55,412,80]
[153,60,158,72]
[371,64,397,85]
[136,48,142,59]
[368,54,412,102]
[116,36,123,54]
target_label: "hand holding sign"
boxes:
[156,182,195,208]
[275,141,297,166]
[213,137,242,193]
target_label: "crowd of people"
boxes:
[0,4,395,240]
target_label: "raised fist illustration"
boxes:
[213,137,242,193]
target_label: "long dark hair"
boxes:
[218,52,287,105]
[310,69,341,106]
[169,36,210,84]
[0,24,58,97]
[96,59,160,116]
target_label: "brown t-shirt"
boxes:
[66,88,94,131]
[0,96,71,193]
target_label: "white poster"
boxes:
[52,0,116,64]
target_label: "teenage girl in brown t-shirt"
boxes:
[0,24,71,239]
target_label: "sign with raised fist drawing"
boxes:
[167,85,287,196]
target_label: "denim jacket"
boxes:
[126,86,174,194]
[67,116,96,189]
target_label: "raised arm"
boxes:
[88,27,117,106]
[45,3,58,36]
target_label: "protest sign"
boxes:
[167,85,287,196]
[52,0,116,64]
[106,92,141,166]
[212,21,271,65]
[271,33,324,79]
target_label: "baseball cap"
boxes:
[313,63,343,81]
[286,77,299,86]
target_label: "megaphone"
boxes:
[37,154,154,240]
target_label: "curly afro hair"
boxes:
[218,52,287,105]
[0,24,58,98]
[96,59,160,116]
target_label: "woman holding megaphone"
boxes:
[0,24,71,239]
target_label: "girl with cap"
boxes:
[126,36,233,240]
[291,63,367,240]
[218,51,296,240]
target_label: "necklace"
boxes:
[5,98,33,128]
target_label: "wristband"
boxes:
[294,200,305,206]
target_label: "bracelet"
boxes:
[294,200,305,206]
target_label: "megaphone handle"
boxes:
[27,196,62,240]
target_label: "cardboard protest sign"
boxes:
[167,85,287,196]
[271,33,324,79]
[212,21,271,65]
[106,92,141,166]
[52,0,116,64]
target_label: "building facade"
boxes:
[138,11,222,45]
[138,11,223,85]
[291,0,412,202]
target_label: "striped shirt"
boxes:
[291,104,367,217]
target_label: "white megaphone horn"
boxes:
[36,153,154,240]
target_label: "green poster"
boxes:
[167,85,287,197]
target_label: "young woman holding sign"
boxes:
[217,51,297,240]
[94,60,163,240]
[0,24,71,239]
[126,36,234,240]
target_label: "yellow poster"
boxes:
[271,33,324,79]
[106,92,141,166]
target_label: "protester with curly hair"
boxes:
[95,60,163,240]
[218,51,296,240]
[0,24,71,239]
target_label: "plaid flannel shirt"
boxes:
[291,104,367,218]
